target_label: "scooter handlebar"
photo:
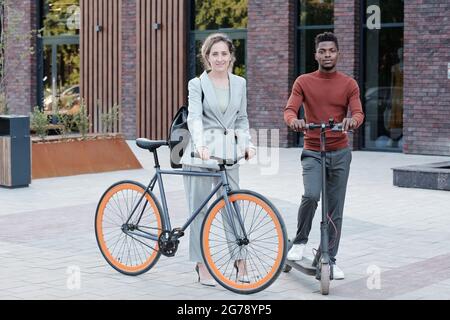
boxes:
[305,122,348,132]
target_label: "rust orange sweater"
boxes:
[284,70,365,151]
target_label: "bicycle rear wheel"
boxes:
[201,190,287,294]
[95,180,164,276]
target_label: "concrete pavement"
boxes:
[0,142,449,300]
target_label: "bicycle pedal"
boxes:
[172,228,185,237]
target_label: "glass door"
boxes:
[43,38,80,114]
[362,0,404,151]
[40,0,80,115]
[189,0,248,79]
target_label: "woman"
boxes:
[180,33,256,286]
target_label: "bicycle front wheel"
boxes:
[95,180,164,276]
[201,190,287,294]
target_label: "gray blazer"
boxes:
[180,71,255,169]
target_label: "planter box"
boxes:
[392,162,450,191]
[32,134,142,179]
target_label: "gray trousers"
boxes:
[182,165,239,263]
[293,147,352,263]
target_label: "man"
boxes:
[283,32,364,280]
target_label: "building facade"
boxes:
[1,0,449,156]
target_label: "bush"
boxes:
[57,113,75,138]
[30,106,48,139]
[73,99,90,139]
[100,104,121,134]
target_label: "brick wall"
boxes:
[334,0,362,150]
[121,0,137,139]
[4,0,37,115]
[247,0,297,148]
[403,2,450,156]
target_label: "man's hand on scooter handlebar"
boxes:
[290,119,306,132]
[342,118,357,132]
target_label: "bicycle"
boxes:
[95,138,288,294]
[283,119,347,295]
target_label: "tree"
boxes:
[194,0,248,30]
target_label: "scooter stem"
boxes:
[320,124,330,264]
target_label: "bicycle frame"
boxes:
[122,164,248,244]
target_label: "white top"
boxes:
[213,86,230,114]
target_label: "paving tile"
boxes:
[1,146,449,300]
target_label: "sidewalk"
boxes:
[0,142,449,300]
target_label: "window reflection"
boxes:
[190,0,248,79]
[194,39,246,78]
[297,1,334,74]
[363,1,404,150]
[365,0,404,24]
[43,0,80,36]
[41,0,80,120]
[299,0,334,26]
[192,0,248,30]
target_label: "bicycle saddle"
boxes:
[136,138,168,152]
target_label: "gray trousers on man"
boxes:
[293,147,352,263]
[183,165,239,263]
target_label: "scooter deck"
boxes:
[285,258,316,276]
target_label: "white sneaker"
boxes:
[332,264,345,280]
[287,244,305,261]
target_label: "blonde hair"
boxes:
[200,33,236,72]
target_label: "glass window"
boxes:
[43,0,80,36]
[193,37,246,78]
[363,1,404,151]
[189,0,248,79]
[299,0,334,26]
[41,0,80,118]
[365,0,404,24]
[296,1,334,146]
[297,1,334,75]
[192,0,248,30]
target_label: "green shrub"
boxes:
[100,104,121,134]
[30,106,48,139]
[73,99,90,139]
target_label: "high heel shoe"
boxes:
[234,260,250,283]
[195,264,216,287]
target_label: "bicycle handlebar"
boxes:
[191,152,245,166]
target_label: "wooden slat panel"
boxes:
[108,0,113,132]
[135,0,188,140]
[118,0,122,132]
[151,0,157,139]
[80,0,121,135]
[145,1,150,137]
[93,0,98,132]
[0,137,11,186]
[167,0,173,128]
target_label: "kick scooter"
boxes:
[283,118,345,295]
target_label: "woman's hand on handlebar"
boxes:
[290,119,306,132]
[197,146,210,160]
[245,148,256,161]
[342,118,357,132]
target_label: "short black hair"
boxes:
[315,32,339,51]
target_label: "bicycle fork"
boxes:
[220,169,249,246]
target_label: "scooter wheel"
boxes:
[320,263,330,295]
[283,264,292,273]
